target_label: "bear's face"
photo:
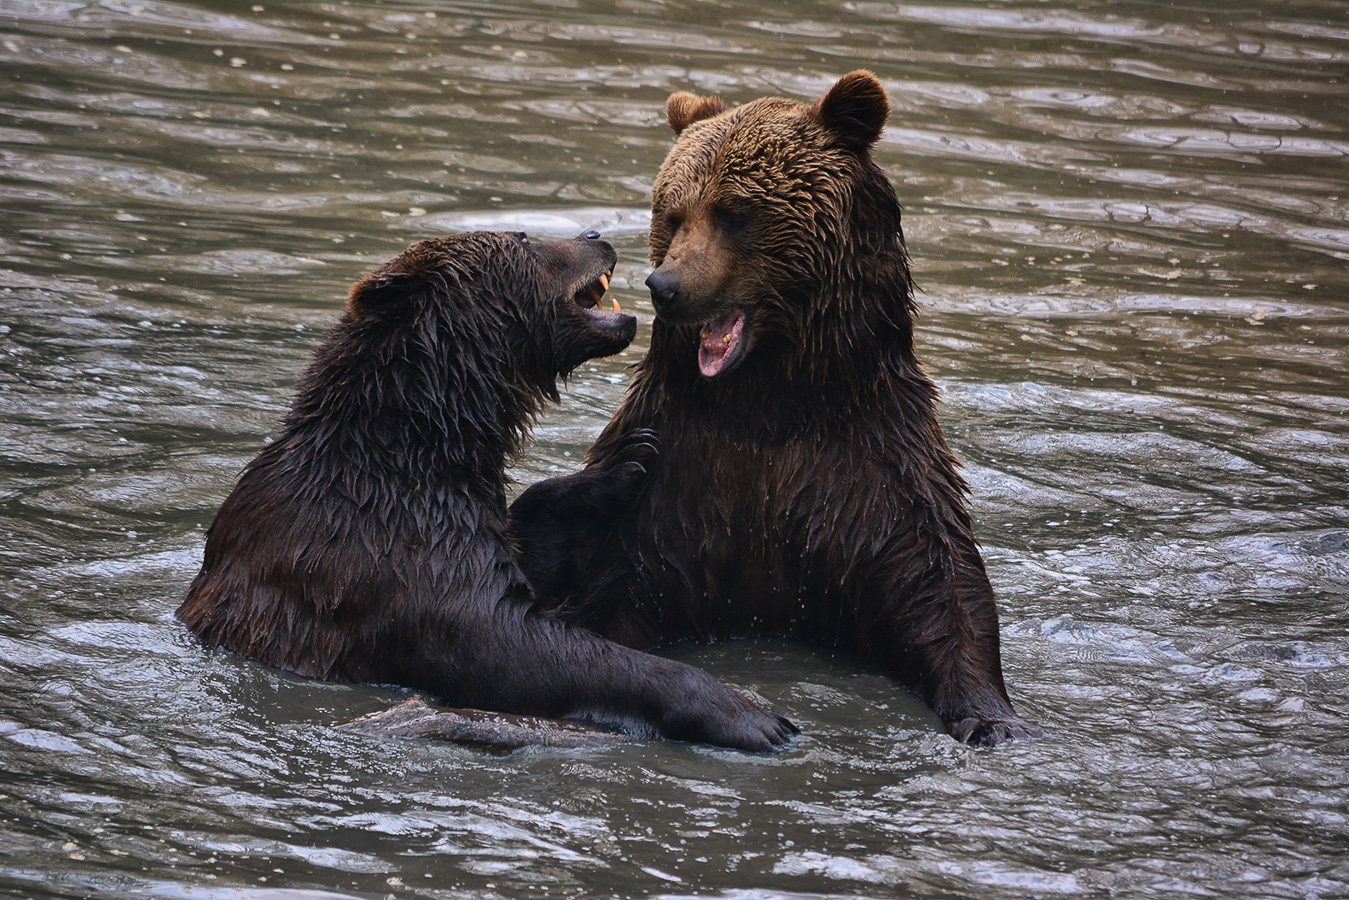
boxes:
[348,231,632,389]
[521,232,633,379]
[646,72,898,381]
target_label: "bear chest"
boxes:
[638,437,904,633]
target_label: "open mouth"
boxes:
[698,307,747,378]
[570,266,635,341]
[573,270,622,315]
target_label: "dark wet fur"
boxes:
[512,75,1041,747]
[177,232,795,752]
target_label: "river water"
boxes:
[1,1,1346,898]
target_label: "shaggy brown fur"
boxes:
[177,231,795,752]
[513,74,1039,746]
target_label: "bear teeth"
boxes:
[575,270,621,314]
[697,307,747,378]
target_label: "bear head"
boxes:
[646,71,914,384]
[345,230,631,405]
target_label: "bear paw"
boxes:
[948,714,1045,748]
[599,427,659,504]
[696,704,798,754]
[660,667,798,753]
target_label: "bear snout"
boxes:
[645,267,681,317]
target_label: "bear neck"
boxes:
[276,310,545,501]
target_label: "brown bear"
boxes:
[511,74,1040,746]
[176,230,796,752]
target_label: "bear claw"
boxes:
[948,714,1045,748]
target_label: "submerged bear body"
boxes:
[178,231,795,752]
[515,74,1040,747]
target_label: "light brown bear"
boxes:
[512,73,1040,746]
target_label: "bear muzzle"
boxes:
[646,264,750,378]
[645,267,681,318]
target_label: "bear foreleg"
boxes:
[406,604,796,752]
[871,547,1043,748]
[509,429,657,606]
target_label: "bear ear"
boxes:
[811,70,890,152]
[347,241,454,322]
[346,271,414,323]
[666,91,727,136]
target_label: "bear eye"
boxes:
[514,232,529,245]
[713,206,750,234]
[662,209,684,233]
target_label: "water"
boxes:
[1,0,1346,897]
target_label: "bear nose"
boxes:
[580,229,602,241]
[645,269,681,316]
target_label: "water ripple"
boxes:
[1,0,1346,898]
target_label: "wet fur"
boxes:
[177,232,795,751]
[514,74,1040,747]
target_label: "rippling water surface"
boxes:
[2,1,1346,898]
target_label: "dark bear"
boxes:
[512,74,1040,746]
[176,230,795,752]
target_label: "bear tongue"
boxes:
[698,308,745,378]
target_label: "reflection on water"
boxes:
[1,1,1346,898]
